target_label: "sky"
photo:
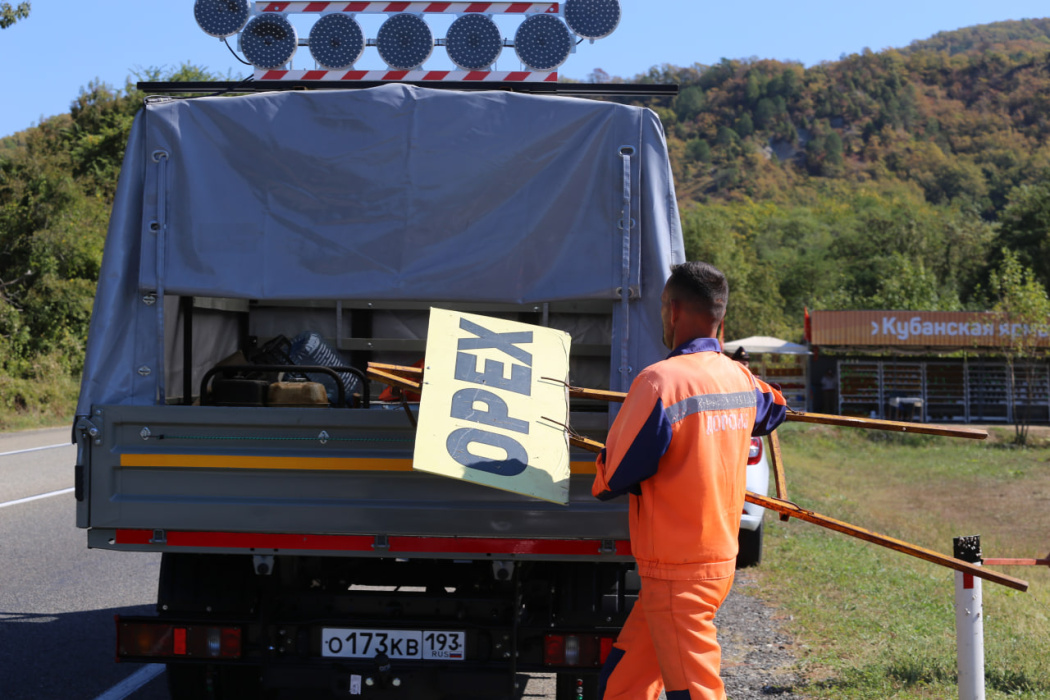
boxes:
[1,1,1049,138]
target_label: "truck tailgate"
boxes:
[81,404,628,556]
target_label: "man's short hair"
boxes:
[665,261,728,323]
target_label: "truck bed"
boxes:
[79,404,630,559]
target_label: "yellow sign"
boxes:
[413,309,572,505]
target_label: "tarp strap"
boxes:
[618,147,634,390]
[153,150,169,404]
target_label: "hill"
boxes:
[614,18,1050,338]
[903,17,1050,56]
[2,28,1050,424]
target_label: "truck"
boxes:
[73,83,731,699]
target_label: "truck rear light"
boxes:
[117,620,242,660]
[747,437,763,465]
[543,634,613,667]
[564,635,581,665]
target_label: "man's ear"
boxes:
[668,297,681,325]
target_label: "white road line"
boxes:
[0,487,75,509]
[0,442,71,458]
[93,664,166,700]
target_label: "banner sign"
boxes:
[413,308,572,505]
[811,310,1050,348]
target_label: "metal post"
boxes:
[954,535,985,700]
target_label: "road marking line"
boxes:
[93,664,165,700]
[0,442,70,458]
[0,487,75,509]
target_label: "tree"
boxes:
[754,98,776,129]
[685,138,711,163]
[0,1,29,29]
[861,254,960,311]
[987,249,1050,446]
[674,86,705,123]
[735,113,755,138]
[587,68,611,84]
[1,64,220,420]
[996,181,1050,289]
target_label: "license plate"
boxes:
[321,628,466,661]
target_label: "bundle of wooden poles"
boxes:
[366,361,1028,592]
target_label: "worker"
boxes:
[593,261,787,700]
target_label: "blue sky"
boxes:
[1,1,1048,138]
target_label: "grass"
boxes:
[751,424,1050,699]
[0,363,78,432]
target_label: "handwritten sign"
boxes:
[413,309,571,505]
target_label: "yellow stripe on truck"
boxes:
[120,454,415,471]
[120,454,598,474]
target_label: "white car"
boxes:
[737,436,769,568]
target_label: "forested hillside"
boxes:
[3,22,1050,423]
[627,19,1050,339]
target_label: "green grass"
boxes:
[0,361,78,432]
[750,424,1050,699]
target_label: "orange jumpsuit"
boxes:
[592,337,787,700]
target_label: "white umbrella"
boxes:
[723,335,810,355]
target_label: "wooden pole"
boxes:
[568,434,1027,592]
[766,431,790,521]
[366,366,422,394]
[746,492,1027,592]
[566,384,988,441]
[371,363,1024,591]
[369,362,423,379]
[786,411,987,440]
[367,363,988,440]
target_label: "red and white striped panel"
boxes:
[255,68,558,82]
[258,2,559,13]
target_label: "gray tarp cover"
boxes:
[77,85,684,414]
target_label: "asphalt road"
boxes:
[2,427,790,699]
[0,427,168,700]
[0,428,560,700]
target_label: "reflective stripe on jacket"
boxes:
[592,337,788,580]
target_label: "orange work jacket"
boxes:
[592,337,787,580]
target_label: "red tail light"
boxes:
[543,634,615,667]
[747,437,763,465]
[117,620,242,660]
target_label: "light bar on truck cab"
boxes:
[193,0,623,78]
[256,3,561,14]
[255,68,559,82]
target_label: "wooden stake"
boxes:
[369,362,423,379]
[568,433,1027,591]
[786,411,987,440]
[367,363,988,440]
[767,431,790,521]
[566,384,988,441]
[369,362,1023,590]
[366,367,422,394]
[367,363,985,440]
[569,434,607,454]
[745,492,1028,592]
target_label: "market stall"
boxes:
[809,310,1050,423]
[723,335,810,410]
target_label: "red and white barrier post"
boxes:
[954,535,985,700]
